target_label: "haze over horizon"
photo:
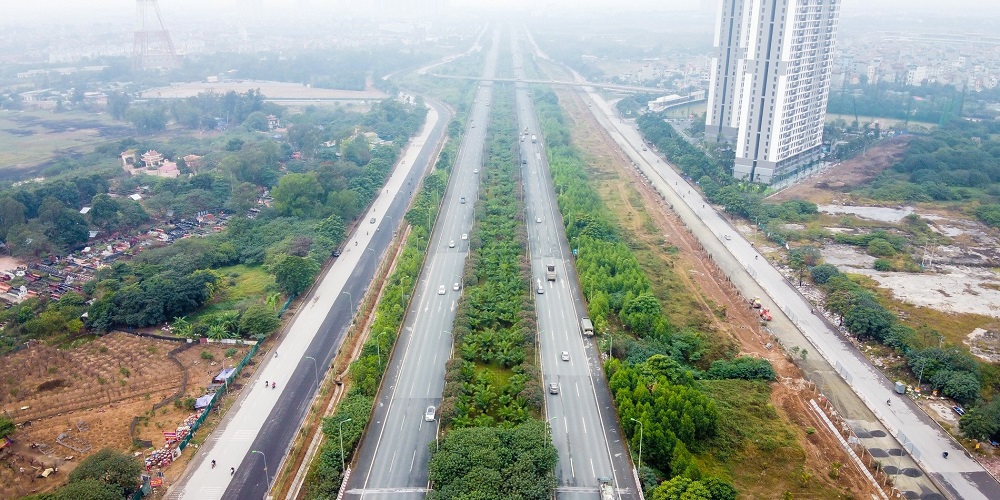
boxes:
[4,0,1000,27]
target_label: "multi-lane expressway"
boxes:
[343,31,501,499]
[512,31,641,500]
[169,81,451,500]
[545,41,1000,498]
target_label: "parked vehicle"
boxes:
[580,317,594,336]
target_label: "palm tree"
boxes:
[266,293,281,312]
[172,316,192,337]
[207,324,228,341]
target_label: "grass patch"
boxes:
[0,109,124,168]
[699,380,846,499]
[193,264,274,319]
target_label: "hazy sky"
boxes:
[4,0,1000,26]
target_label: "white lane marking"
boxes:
[581,414,587,435]
[590,459,596,479]
[400,414,406,431]
[410,450,417,472]
[570,457,576,478]
[389,450,398,474]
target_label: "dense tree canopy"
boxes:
[427,422,558,500]
[67,448,142,497]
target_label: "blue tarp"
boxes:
[213,368,235,383]
[194,394,215,409]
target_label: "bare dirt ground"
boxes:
[557,89,879,499]
[0,333,249,499]
[770,135,912,204]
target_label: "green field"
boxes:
[192,264,275,320]
[826,112,938,130]
[0,109,128,170]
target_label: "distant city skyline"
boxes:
[4,0,1000,26]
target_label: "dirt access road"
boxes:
[552,86,880,498]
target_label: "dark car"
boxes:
[333,249,341,257]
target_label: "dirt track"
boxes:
[770,135,911,204]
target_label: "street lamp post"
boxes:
[250,450,268,498]
[606,331,612,359]
[376,332,389,366]
[304,356,320,387]
[367,247,377,270]
[630,418,644,471]
[546,416,558,440]
[338,418,353,473]
[341,291,353,312]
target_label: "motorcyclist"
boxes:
[943,451,949,459]
[211,460,216,468]
[271,381,276,389]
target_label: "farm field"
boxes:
[0,332,250,499]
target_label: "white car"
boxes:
[453,282,461,291]
[449,240,455,248]
[438,285,446,295]
[561,351,570,361]
[425,406,436,422]
[535,217,542,223]
[548,383,559,395]
[473,169,479,174]
[461,233,468,240]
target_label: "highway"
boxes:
[343,31,501,499]
[512,31,640,500]
[566,63,1000,500]
[168,98,451,499]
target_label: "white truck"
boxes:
[545,263,556,281]
[531,134,537,143]
[580,317,594,336]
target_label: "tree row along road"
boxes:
[343,30,502,499]
[168,95,451,500]
[563,64,1000,499]
[512,29,641,499]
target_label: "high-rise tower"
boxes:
[705,0,840,184]
[132,0,179,70]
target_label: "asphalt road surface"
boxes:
[573,75,1000,499]
[168,98,450,500]
[511,32,641,500]
[343,32,501,500]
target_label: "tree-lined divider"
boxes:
[534,88,741,498]
[428,83,557,499]
[300,124,457,500]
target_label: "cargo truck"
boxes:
[545,263,556,281]
[531,134,537,143]
[598,477,616,500]
[580,317,594,336]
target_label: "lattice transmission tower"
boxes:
[132,0,179,70]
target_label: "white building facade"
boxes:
[706,0,841,184]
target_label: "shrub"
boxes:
[873,258,893,271]
[809,264,840,284]
[704,356,777,381]
[867,238,896,257]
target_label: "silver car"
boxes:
[425,406,436,422]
